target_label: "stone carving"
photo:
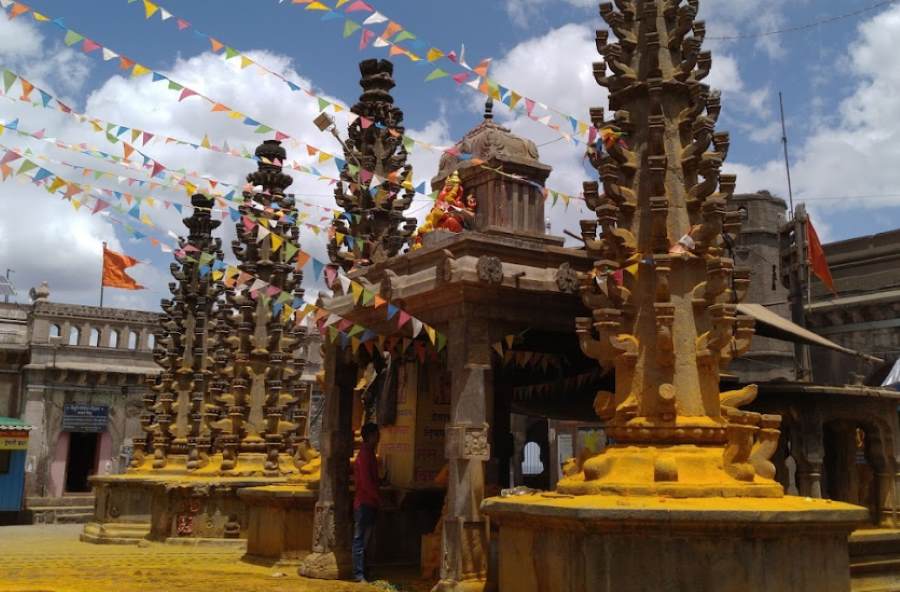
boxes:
[29,281,50,302]
[143,194,225,471]
[476,256,503,285]
[328,59,417,271]
[559,0,782,497]
[214,140,311,476]
[555,263,579,294]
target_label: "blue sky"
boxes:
[2,0,900,310]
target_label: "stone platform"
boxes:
[482,494,868,592]
[83,472,302,545]
[237,484,317,565]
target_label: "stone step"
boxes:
[30,505,96,525]
[26,495,95,508]
[55,512,94,524]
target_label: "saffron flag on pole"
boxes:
[806,217,836,295]
[102,244,145,290]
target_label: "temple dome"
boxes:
[432,98,551,189]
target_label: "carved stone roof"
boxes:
[432,99,551,188]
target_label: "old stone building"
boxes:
[804,226,900,387]
[0,283,160,521]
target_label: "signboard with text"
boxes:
[62,403,109,433]
[0,432,28,450]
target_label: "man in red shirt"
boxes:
[352,423,380,583]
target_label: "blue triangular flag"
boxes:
[230,208,240,221]
[286,81,300,92]
[132,231,145,240]
[243,117,260,126]
[173,203,183,213]
[33,168,52,182]
[387,304,398,320]
[152,72,166,82]
[339,332,350,349]
[39,90,51,107]
[321,10,342,21]
[335,157,346,170]
[128,204,140,218]
[312,259,324,281]
[273,302,284,317]
[292,297,304,309]
[5,118,18,131]
[414,182,426,195]
[116,126,128,137]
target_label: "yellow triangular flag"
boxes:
[350,281,363,303]
[335,231,345,244]
[240,55,253,69]
[424,325,436,345]
[318,152,332,164]
[427,48,444,62]
[131,64,152,78]
[201,134,211,149]
[505,334,515,349]
[143,0,159,19]
[270,233,283,252]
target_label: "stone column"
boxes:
[435,318,492,592]
[794,418,825,499]
[299,345,356,580]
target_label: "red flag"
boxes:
[806,218,836,295]
[102,244,144,290]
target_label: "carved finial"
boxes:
[29,281,49,302]
[484,97,494,120]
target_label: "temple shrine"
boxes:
[74,4,900,592]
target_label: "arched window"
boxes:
[49,324,60,339]
[147,333,155,350]
[522,442,544,475]
[68,326,80,346]
[108,330,119,348]
[128,331,138,350]
[89,328,101,347]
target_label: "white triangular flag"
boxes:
[159,8,172,20]
[410,318,423,338]
[256,225,270,242]
[338,274,351,294]
[102,47,119,61]
[363,11,388,25]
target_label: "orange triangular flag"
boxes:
[807,218,837,295]
[102,244,144,290]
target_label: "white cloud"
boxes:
[727,3,900,242]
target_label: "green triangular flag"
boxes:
[2,70,16,93]
[317,97,329,112]
[17,160,38,175]
[167,80,183,91]
[394,31,416,43]
[348,324,364,338]
[424,68,449,82]
[63,30,84,47]
[224,47,239,60]
[254,124,273,134]
[343,19,361,38]
[436,333,447,352]
[283,242,299,262]
[402,135,415,151]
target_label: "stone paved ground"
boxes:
[0,525,431,592]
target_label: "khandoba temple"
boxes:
[1,0,899,591]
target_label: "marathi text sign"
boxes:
[0,432,28,450]
[62,404,108,433]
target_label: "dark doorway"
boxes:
[65,432,98,493]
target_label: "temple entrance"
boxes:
[64,432,98,493]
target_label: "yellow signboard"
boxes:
[0,434,28,450]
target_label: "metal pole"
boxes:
[779,92,795,220]
[100,242,106,308]
[4,269,11,304]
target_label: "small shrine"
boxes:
[298,61,599,589]
[83,145,318,545]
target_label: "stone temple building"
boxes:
[0,283,160,522]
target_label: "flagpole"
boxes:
[100,241,106,308]
[779,91,795,220]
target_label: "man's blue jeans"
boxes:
[352,505,377,581]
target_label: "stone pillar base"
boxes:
[298,551,351,580]
[80,521,150,545]
[237,484,316,565]
[483,494,867,592]
[431,578,490,592]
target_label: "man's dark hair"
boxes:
[361,422,379,442]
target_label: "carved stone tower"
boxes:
[329,59,417,271]
[215,139,311,476]
[560,0,780,496]
[138,194,225,471]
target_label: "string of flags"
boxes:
[0,141,447,352]
[284,0,597,146]
[91,0,593,208]
[513,368,604,401]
